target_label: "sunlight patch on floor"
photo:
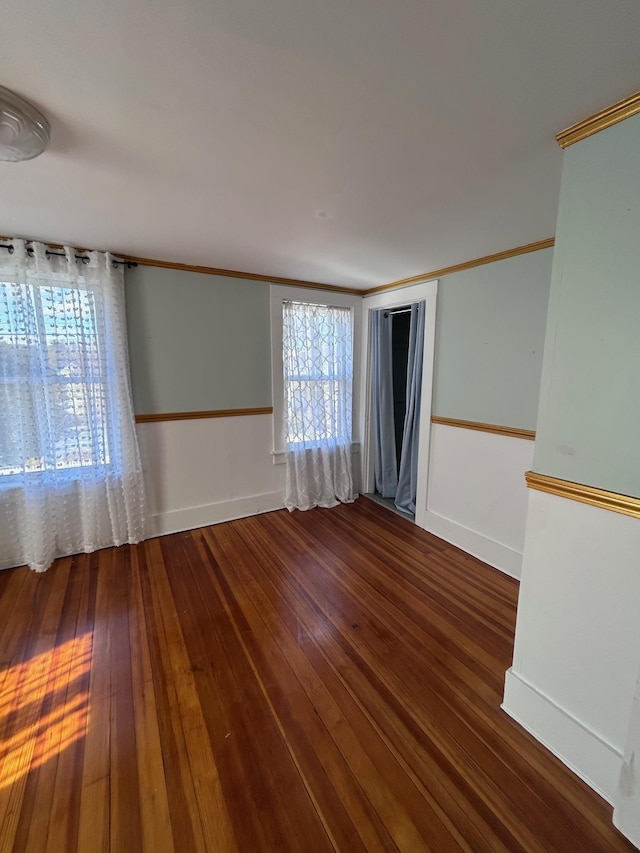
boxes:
[0,633,92,792]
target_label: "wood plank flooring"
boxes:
[0,498,634,852]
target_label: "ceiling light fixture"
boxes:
[0,86,50,162]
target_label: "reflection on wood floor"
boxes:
[0,498,633,851]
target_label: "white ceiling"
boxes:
[1,0,639,290]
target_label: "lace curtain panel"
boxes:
[283,300,355,511]
[0,240,146,572]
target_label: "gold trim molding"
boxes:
[363,238,555,296]
[431,416,535,441]
[2,235,558,297]
[135,407,273,424]
[525,471,640,519]
[557,91,640,149]
[0,236,361,296]
[123,253,363,295]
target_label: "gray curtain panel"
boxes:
[395,301,426,514]
[370,309,398,498]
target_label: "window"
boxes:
[0,280,109,477]
[0,239,145,574]
[282,300,353,448]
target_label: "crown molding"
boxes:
[135,407,273,423]
[0,235,362,295]
[122,253,363,295]
[556,90,640,149]
[362,238,555,296]
[1,235,558,297]
[525,471,640,519]
[432,416,535,441]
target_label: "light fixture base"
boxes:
[0,86,50,162]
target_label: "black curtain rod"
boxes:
[0,242,137,268]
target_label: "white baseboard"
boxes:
[502,667,622,804]
[421,509,522,579]
[148,490,285,537]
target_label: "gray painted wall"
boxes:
[125,246,554,434]
[533,114,640,497]
[432,249,553,429]
[125,265,272,414]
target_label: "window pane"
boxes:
[0,280,110,475]
[0,382,40,474]
[283,301,353,447]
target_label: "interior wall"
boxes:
[422,249,552,577]
[124,265,283,532]
[125,269,365,535]
[125,264,271,415]
[433,248,553,430]
[504,490,640,803]
[504,112,640,808]
[127,247,552,557]
[532,114,640,498]
[137,415,283,537]
[426,424,534,579]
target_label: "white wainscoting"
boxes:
[503,488,640,803]
[136,414,285,537]
[422,422,534,578]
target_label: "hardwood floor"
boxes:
[0,498,634,852]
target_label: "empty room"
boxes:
[1,1,639,850]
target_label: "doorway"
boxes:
[391,308,411,475]
[360,279,438,531]
[368,302,425,519]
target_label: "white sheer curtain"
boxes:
[283,300,355,511]
[0,239,146,572]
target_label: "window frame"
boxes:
[0,277,112,481]
[282,300,354,449]
[270,285,362,464]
